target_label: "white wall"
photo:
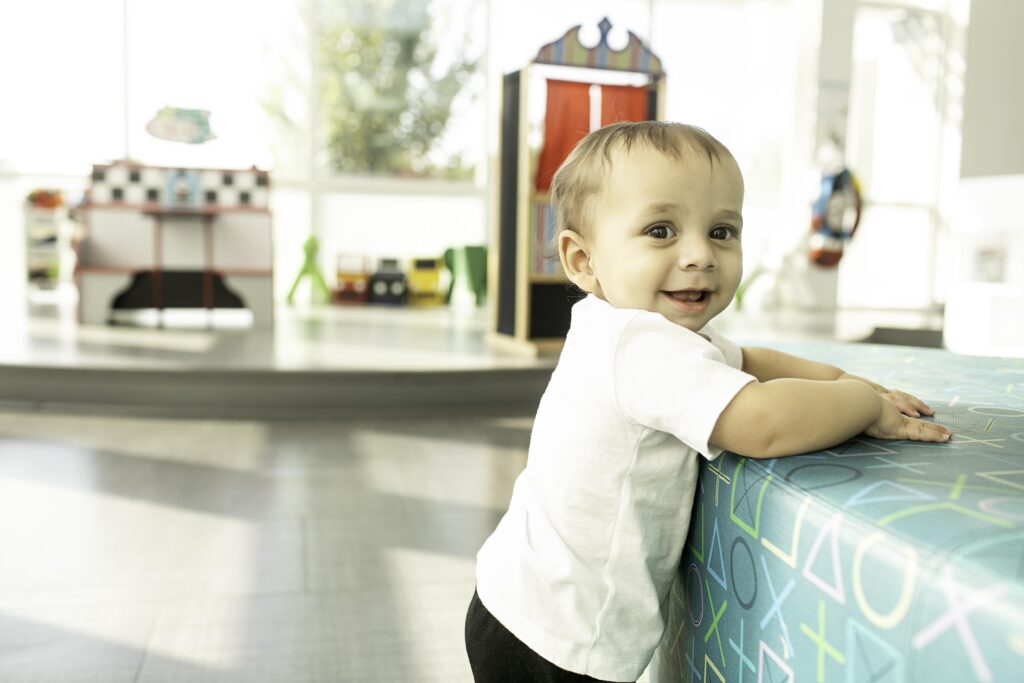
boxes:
[959,0,1024,179]
[944,0,1024,356]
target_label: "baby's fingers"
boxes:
[905,416,952,442]
[893,398,922,417]
[907,394,935,416]
[889,391,935,417]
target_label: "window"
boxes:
[125,0,296,171]
[842,3,960,310]
[0,0,124,175]
[310,0,486,180]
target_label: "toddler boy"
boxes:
[466,121,951,682]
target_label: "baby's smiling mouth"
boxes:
[664,288,713,303]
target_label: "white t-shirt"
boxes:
[475,295,755,682]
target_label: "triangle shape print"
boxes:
[707,518,727,590]
[843,480,936,509]
[847,619,904,682]
[758,641,794,683]
[802,513,846,604]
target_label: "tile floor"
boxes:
[0,410,531,681]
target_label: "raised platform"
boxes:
[0,297,555,419]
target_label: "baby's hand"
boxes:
[877,388,935,418]
[865,397,952,442]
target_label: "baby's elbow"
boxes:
[750,430,785,458]
[728,431,778,459]
[710,419,778,458]
[710,382,779,458]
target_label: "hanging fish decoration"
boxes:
[145,106,216,144]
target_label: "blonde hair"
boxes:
[550,121,734,236]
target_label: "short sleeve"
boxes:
[702,323,744,370]
[613,313,756,459]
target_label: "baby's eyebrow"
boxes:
[715,209,744,226]
[642,202,681,215]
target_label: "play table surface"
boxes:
[650,341,1024,683]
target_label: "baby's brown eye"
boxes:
[647,225,673,239]
[711,226,737,241]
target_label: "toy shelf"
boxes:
[76,161,274,327]
[24,204,67,288]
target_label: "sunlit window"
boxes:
[0,1,124,176]
[125,0,298,171]
[309,0,486,180]
[842,3,955,310]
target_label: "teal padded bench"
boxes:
[650,342,1024,682]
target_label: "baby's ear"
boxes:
[559,229,597,293]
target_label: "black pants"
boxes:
[464,589,625,683]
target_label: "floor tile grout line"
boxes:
[132,606,160,683]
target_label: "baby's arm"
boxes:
[742,346,866,383]
[742,347,934,417]
[709,377,952,459]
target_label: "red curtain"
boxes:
[601,84,649,126]
[535,80,591,192]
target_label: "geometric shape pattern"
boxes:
[846,618,905,683]
[686,562,704,627]
[708,518,727,590]
[731,537,758,610]
[911,565,1007,683]
[826,439,898,457]
[759,555,795,657]
[658,342,1024,683]
[843,480,935,509]
[705,578,728,669]
[761,496,811,568]
[729,618,757,683]
[758,640,794,683]
[851,533,919,630]
[730,459,773,539]
[977,470,1024,492]
[802,513,847,604]
[800,600,846,683]
[692,500,707,563]
[704,654,726,683]
[785,463,863,491]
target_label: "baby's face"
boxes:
[582,145,744,332]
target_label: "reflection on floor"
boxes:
[0,410,531,681]
[4,291,550,372]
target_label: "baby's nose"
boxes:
[678,238,716,269]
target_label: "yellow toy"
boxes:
[407,257,446,306]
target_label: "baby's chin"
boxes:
[598,293,717,330]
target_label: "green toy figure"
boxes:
[287,235,331,304]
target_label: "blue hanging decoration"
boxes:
[809,167,863,267]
